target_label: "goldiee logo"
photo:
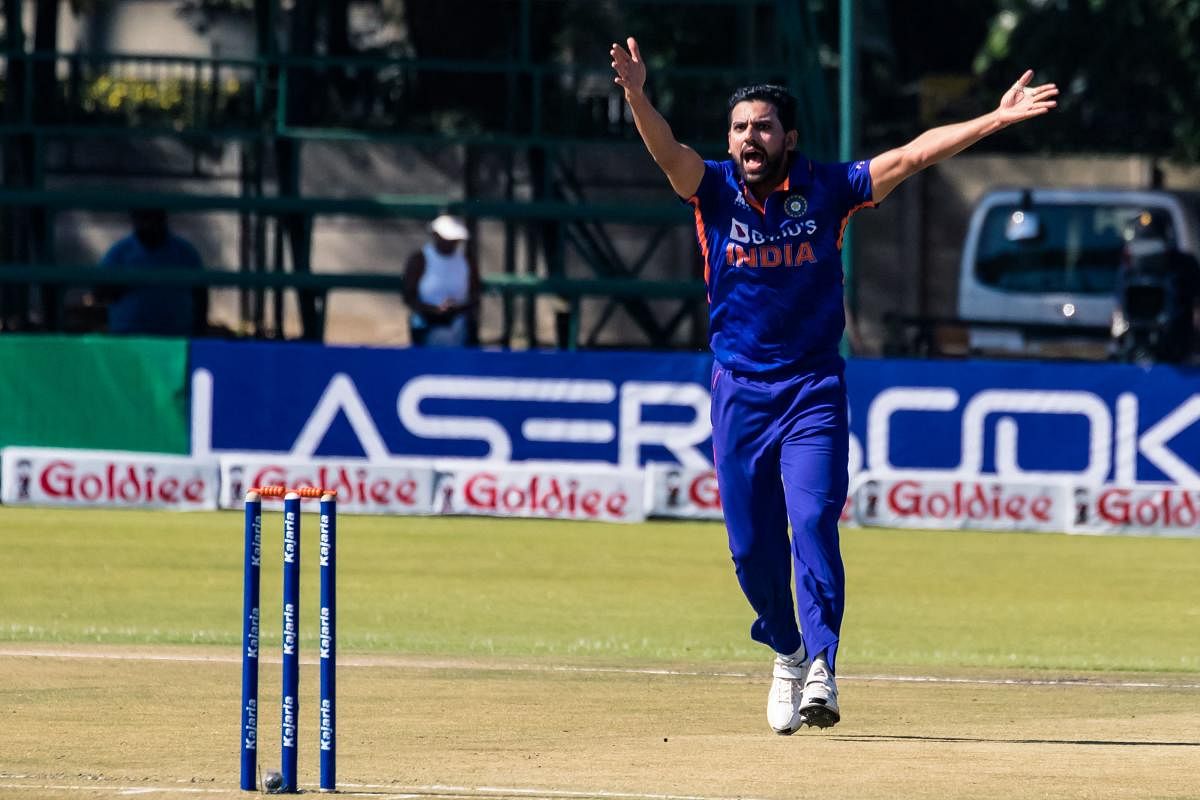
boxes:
[0,449,221,510]
[687,471,721,510]
[430,464,646,522]
[252,464,421,507]
[881,479,1057,524]
[461,472,630,519]
[39,461,209,504]
[219,458,435,515]
[1094,487,1200,528]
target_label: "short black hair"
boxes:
[727,84,797,133]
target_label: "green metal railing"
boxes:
[0,0,836,148]
[0,50,826,151]
[0,0,832,347]
[0,263,704,350]
[0,187,692,223]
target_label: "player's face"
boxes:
[727,100,796,187]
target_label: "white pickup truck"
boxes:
[956,188,1200,357]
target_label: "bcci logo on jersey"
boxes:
[784,194,808,217]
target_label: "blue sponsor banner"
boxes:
[190,341,715,468]
[844,358,1200,485]
[191,341,1200,484]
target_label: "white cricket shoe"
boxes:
[766,649,808,735]
[799,657,840,729]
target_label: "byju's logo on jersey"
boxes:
[784,194,808,218]
[730,218,816,245]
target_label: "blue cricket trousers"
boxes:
[710,359,849,670]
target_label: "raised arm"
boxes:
[869,70,1058,203]
[611,37,705,198]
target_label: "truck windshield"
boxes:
[974,204,1169,294]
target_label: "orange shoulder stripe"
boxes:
[837,201,876,250]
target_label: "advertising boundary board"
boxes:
[189,340,714,469]
[218,456,435,515]
[1,447,218,510]
[2,445,1197,536]
[191,341,1200,489]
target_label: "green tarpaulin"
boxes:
[0,335,190,454]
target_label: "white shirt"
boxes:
[413,242,471,345]
[418,243,470,308]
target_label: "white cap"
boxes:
[430,215,469,241]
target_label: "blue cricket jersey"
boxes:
[686,155,874,374]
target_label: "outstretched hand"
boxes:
[996,70,1059,126]
[610,37,646,96]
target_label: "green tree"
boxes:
[973,0,1200,160]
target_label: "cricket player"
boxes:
[610,36,1057,733]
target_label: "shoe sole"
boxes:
[799,705,840,729]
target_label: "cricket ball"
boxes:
[262,770,284,793]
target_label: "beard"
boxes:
[736,145,788,187]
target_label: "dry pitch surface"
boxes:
[2,644,1199,800]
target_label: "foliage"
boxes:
[973,0,1200,160]
[76,71,251,129]
[18,0,1194,160]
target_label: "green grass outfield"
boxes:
[3,506,1199,673]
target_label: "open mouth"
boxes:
[742,148,766,171]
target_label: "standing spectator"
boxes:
[100,208,207,337]
[403,215,480,346]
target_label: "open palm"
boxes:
[996,69,1059,125]
[610,37,646,95]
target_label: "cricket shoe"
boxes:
[766,649,808,735]
[799,658,840,729]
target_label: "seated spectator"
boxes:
[403,215,480,346]
[100,208,207,336]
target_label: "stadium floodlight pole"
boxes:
[839,0,859,354]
